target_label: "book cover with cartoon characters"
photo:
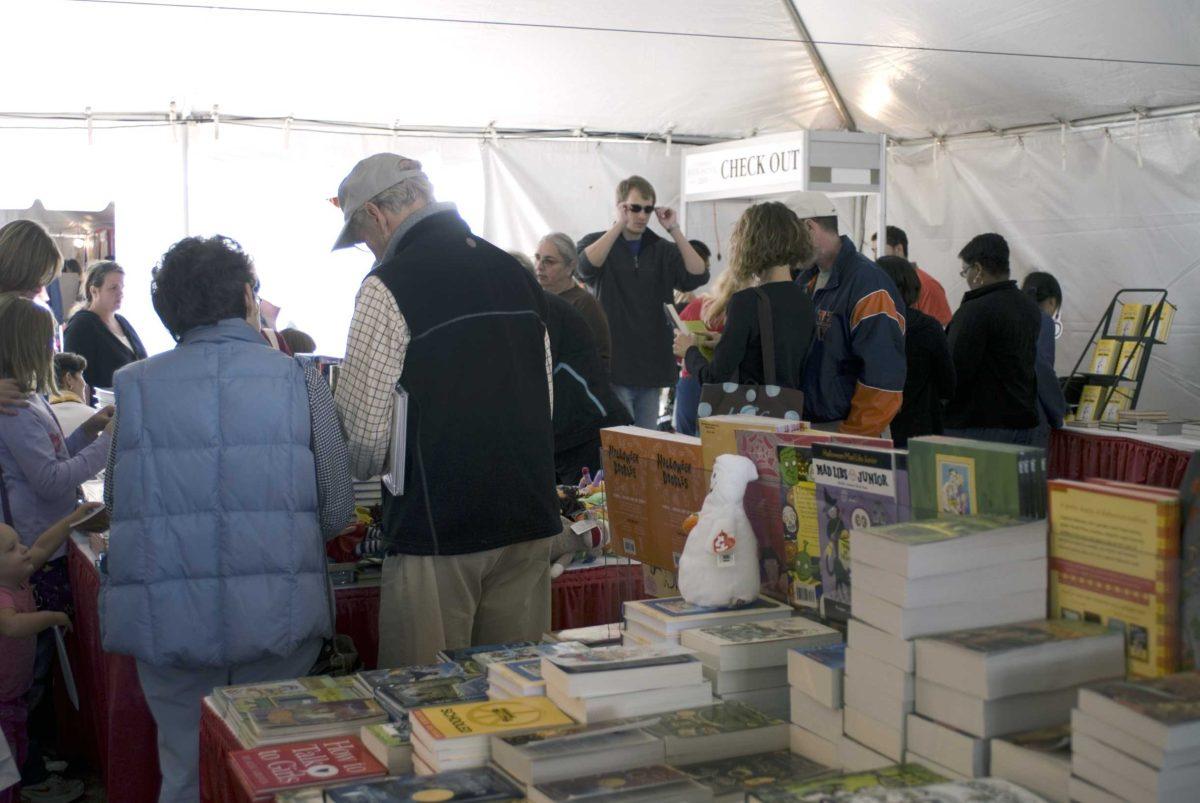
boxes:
[930,619,1116,654]
[810,442,910,622]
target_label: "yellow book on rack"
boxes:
[1115,303,1150,337]
[409,696,573,741]
[1075,385,1103,422]
[1048,479,1181,677]
[1100,388,1132,424]
[1150,301,1177,343]
[1088,340,1119,375]
[1117,342,1145,380]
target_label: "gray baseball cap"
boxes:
[332,153,426,250]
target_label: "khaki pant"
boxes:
[377,537,554,668]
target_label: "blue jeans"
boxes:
[673,376,702,436]
[613,385,663,430]
[945,427,1037,446]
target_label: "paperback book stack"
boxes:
[841,516,1049,766]
[644,701,790,765]
[910,620,1124,780]
[228,735,386,801]
[786,643,846,768]
[542,644,712,723]
[1048,478,1183,678]
[543,622,623,647]
[491,717,664,789]
[907,436,1046,521]
[487,659,545,699]
[305,767,524,802]
[677,750,834,802]
[743,763,946,802]
[991,724,1072,803]
[622,596,792,645]
[528,765,714,803]
[1070,672,1200,803]
[359,663,488,723]
[752,776,1047,802]
[408,696,574,775]
[211,675,389,748]
[680,617,841,720]
[437,640,588,675]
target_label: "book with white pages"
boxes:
[914,677,1079,738]
[906,714,988,778]
[788,687,843,742]
[851,557,1046,608]
[491,721,665,786]
[847,618,913,672]
[549,681,713,724]
[703,664,788,695]
[1076,673,1200,754]
[844,674,912,732]
[1072,753,1193,803]
[680,617,840,672]
[842,706,904,762]
[788,724,838,767]
[1073,732,1200,801]
[836,735,893,771]
[1072,708,1200,770]
[990,724,1070,803]
[621,597,792,637]
[786,644,844,709]
[1068,774,1126,803]
[541,647,701,698]
[848,516,1046,579]
[913,619,1124,700]
[852,587,1046,640]
[844,647,913,703]
[906,751,967,782]
[717,686,790,721]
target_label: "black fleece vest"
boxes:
[371,210,559,555]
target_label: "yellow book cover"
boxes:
[1116,303,1149,337]
[1075,385,1103,422]
[409,696,573,741]
[1089,340,1119,375]
[698,414,803,473]
[1101,389,1133,424]
[1048,481,1181,677]
[1150,301,1177,343]
[1117,342,1144,380]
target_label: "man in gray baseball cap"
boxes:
[331,153,560,667]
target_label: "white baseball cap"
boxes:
[332,153,426,250]
[788,191,837,220]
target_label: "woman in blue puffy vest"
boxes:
[99,236,354,803]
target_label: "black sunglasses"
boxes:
[626,203,655,214]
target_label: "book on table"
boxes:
[436,641,538,674]
[548,680,714,725]
[788,687,843,742]
[643,701,788,765]
[213,675,364,718]
[227,735,386,801]
[789,723,838,768]
[906,435,1046,521]
[787,643,845,709]
[676,750,835,803]
[487,659,545,698]
[542,623,622,647]
[1076,672,1200,755]
[847,619,913,673]
[528,764,712,803]
[847,515,1046,580]
[359,722,412,775]
[702,663,789,695]
[743,763,945,802]
[842,705,904,763]
[240,697,389,747]
[905,713,988,779]
[851,585,1046,641]
[374,675,488,721]
[989,724,1071,803]
[436,641,587,675]
[320,767,524,801]
[913,677,1076,738]
[680,617,841,672]
[539,644,701,696]
[354,662,466,694]
[755,777,1050,803]
[489,716,664,787]
[621,596,792,641]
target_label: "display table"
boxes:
[69,540,646,802]
[1049,426,1198,487]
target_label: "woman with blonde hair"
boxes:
[0,219,63,423]
[673,202,816,390]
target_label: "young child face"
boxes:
[0,525,32,585]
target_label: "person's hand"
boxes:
[699,331,721,349]
[656,206,679,232]
[0,379,29,417]
[613,202,631,231]
[52,611,72,631]
[67,502,104,528]
[81,405,115,439]
[673,329,698,358]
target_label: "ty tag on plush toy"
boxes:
[713,531,736,567]
[570,518,606,549]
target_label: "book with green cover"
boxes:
[214,675,364,715]
[746,763,945,801]
[907,436,1045,521]
[247,698,386,734]
[928,619,1115,653]
[532,764,690,800]
[779,441,823,609]
[689,617,839,647]
[679,750,834,799]
[323,767,523,801]
[646,701,783,739]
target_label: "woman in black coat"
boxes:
[63,261,147,399]
[876,256,955,446]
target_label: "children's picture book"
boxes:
[376,675,489,711]
[810,442,910,621]
[1088,339,1119,374]
[1116,302,1149,337]
[437,641,538,674]
[907,436,1045,522]
[355,662,466,692]
[678,750,834,799]
[247,699,387,735]
[936,454,976,516]
[322,767,523,801]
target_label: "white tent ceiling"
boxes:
[3,0,1197,141]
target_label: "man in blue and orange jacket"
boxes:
[795,195,907,437]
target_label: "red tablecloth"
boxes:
[551,560,649,631]
[1049,427,1196,487]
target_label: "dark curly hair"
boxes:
[152,235,259,340]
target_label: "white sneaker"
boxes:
[19,775,85,803]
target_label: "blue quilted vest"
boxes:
[99,319,331,668]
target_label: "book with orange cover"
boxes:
[1048,479,1182,677]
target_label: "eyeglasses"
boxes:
[626,204,655,214]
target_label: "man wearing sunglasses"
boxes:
[577,176,709,429]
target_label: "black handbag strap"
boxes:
[0,464,13,528]
[753,287,778,386]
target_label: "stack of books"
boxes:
[991,724,1072,803]
[528,765,713,803]
[359,721,412,775]
[490,717,664,789]
[1182,421,1200,440]
[1070,672,1200,803]
[228,735,386,801]
[907,436,1046,520]
[436,640,588,674]
[542,644,712,723]
[543,622,623,647]
[311,767,524,802]
[487,659,545,699]
[786,643,846,768]
[622,596,793,645]
[677,751,834,802]
[1048,478,1183,678]
[408,696,574,775]
[352,478,382,510]
[743,763,945,801]
[644,701,790,765]
[751,776,1047,802]
[910,620,1124,778]
[840,516,1049,766]
[373,673,488,722]
[211,676,388,748]
[679,617,840,720]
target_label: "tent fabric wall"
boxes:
[886,115,1200,419]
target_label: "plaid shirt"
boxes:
[336,275,553,480]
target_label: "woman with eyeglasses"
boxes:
[1022,271,1067,449]
[63,261,148,403]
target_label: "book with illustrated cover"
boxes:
[778,438,823,609]
[749,778,1051,802]
[360,722,412,775]
[465,642,589,671]
[682,618,841,672]
[1183,456,1200,671]
[543,643,695,673]
[907,436,1045,522]
[376,675,488,714]
[699,414,804,473]
[647,701,783,739]
[214,675,364,716]
[410,697,574,742]
[1116,302,1150,337]
[488,658,544,687]
[355,662,466,693]
[1089,339,1119,374]
[229,736,385,800]
[1075,385,1103,422]
[322,767,523,802]
[745,763,945,801]
[991,724,1071,803]
[437,642,538,674]
[1077,672,1200,750]
[1100,387,1132,423]
[646,701,788,763]
[246,698,387,738]
[530,764,692,802]
[736,429,793,603]
[622,595,792,638]
[1118,341,1145,380]
[492,718,666,787]
[1150,300,1178,343]
[679,750,834,801]
[811,442,910,621]
[543,623,622,647]
[497,716,661,749]
[1048,479,1181,677]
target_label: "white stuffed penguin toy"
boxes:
[678,454,761,608]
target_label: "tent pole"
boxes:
[181,120,190,236]
[780,0,858,132]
